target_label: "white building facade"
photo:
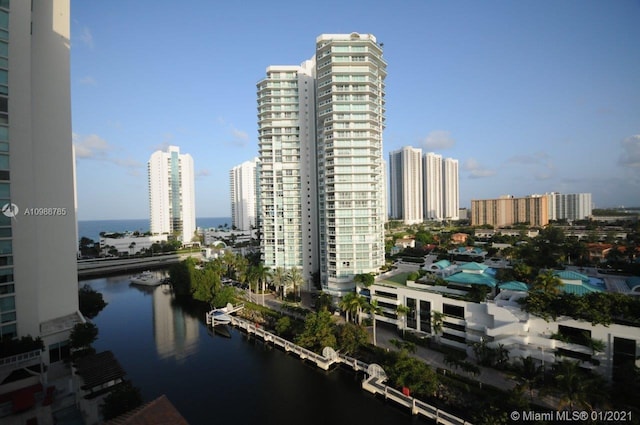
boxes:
[443,157,459,220]
[368,281,639,381]
[257,33,386,296]
[315,33,387,295]
[230,158,259,231]
[257,61,319,283]
[423,152,459,221]
[389,146,423,224]
[148,145,196,242]
[423,152,443,220]
[547,192,592,221]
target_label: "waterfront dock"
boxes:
[227,315,471,425]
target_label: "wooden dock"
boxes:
[225,315,472,425]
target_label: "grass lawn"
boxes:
[379,272,410,285]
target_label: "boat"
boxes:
[130,271,163,286]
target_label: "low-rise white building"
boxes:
[369,277,639,381]
[100,234,168,255]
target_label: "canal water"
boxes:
[83,274,429,425]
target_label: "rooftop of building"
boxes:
[104,394,189,425]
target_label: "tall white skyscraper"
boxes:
[257,61,318,280]
[258,33,386,295]
[423,152,459,221]
[3,0,81,371]
[547,192,592,221]
[423,152,443,220]
[315,33,387,295]
[148,145,196,242]
[443,158,459,220]
[389,147,423,224]
[230,158,259,231]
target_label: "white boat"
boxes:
[130,271,163,286]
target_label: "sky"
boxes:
[71,0,640,220]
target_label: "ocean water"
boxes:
[78,217,232,242]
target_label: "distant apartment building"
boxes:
[1,0,84,418]
[100,233,168,256]
[422,153,460,221]
[547,192,592,221]
[471,194,549,227]
[389,147,423,224]
[230,158,259,231]
[257,33,386,295]
[443,157,459,220]
[148,145,196,242]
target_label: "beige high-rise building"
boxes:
[471,195,549,227]
[1,0,83,406]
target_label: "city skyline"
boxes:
[71,1,640,220]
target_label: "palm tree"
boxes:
[254,263,272,306]
[553,360,592,411]
[532,270,563,295]
[396,304,410,337]
[515,356,544,400]
[366,299,382,346]
[272,267,287,300]
[431,311,445,345]
[287,267,304,303]
[339,292,359,323]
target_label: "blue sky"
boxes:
[71,0,640,220]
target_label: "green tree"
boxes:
[396,304,410,337]
[366,299,382,346]
[515,356,544,400]
[315,292,333,312]
[336,322,368,355]
[100,381,143,421]
[78,284,108,319]
[295,310,337,353]
[287,267,304,302]
[553,360,593,411]
[275,316,292,337]
[272,267,288,300]
[70,322,98,357]
[532,270,563,295]
[387,351,438,398]
[339,292,360,323]
[354,273,375,288]
[431,311,445,344]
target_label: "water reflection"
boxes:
[151,285,199,361]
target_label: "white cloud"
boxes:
[74,133,143,172]
[73,133,111,159]
[217,117,250,147]
[79,26,94,49]
[464,158,496,178]
[196,169,211,178]
[421,130,455,150]
[619,134,640,169]
[79,76,96,85]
